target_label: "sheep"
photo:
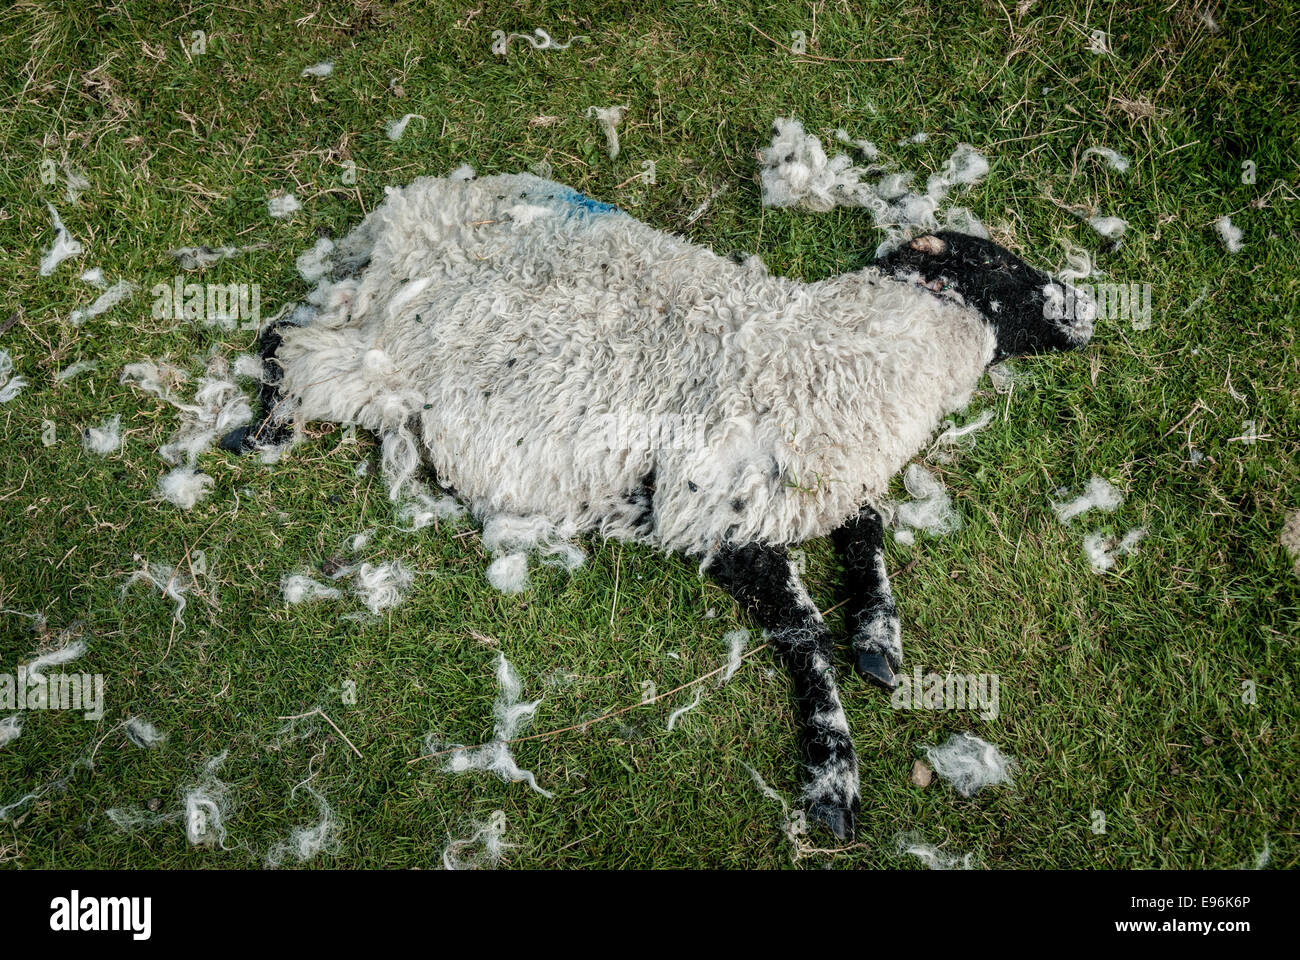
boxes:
[229,171,1095,840]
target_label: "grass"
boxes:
[0,0,1296,869]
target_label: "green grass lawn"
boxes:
[0,0,1296,869]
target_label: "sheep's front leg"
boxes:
[832,505,903,690]
[707,542,860,840]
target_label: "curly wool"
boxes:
[273,172,998,558]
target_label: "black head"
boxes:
[874,231,1095,361]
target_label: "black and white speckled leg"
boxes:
[706,542,860,840]
[833,505,903,690]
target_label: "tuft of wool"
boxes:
[1051,476,1122,523]
[482,514,585,570]
[486,553,529,594]
[442,809,511,869]
[448,163,477,181]
[886,463,963,542]
[1282,510,1300,576]
[55,359,98,382]
[1215,215,1243,253]
[169,244,266,271]
[82,414,122,455]
[932,409,994,449]
[0,350,27,403]
[232,353,265,381]
[182,752,233,848]
[1082,145,1130,173]
[125,717,166,749]
[80,267,106,286]
[385,113,426,141]
[24,638,87,682]
[666,688,704,731]
[40,203,83,275]
[268,193,301,218]
[1083,526,1147,573]
[267,782,338,866]
[587,105,629,159]
[396,487,466,530]
[987,361,1019,394]
[295,237,335,283]
[433,653,552,797]
[491,28,586,55]
[158,466,214,509]
[896,831,975,869]
[0,714,21,748]
[281,573,343,604]
[351,561,414,614]
[69,279,136,326]
[721,628,749,683]
[899,131,929,145]
[1088,215,1128,240]
[122,561,190,627]
[300,60,334,77]
[834,128,879,160]
[923,732,1017,797]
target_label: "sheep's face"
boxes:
[876,231,1095,361]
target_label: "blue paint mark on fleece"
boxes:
[558,187,618,218]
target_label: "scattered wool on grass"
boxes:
[80,267,106,286]
[39,203,83,275]
[295,237,335,282]
[0,755,95,823]
[587,105,629,159]
[351,561,414,614]
[1282,509,1300,576]
[157,466,214,509]
[1051,476,1123,523]
[923,732,1016,797]
[0,714,23,747]
[1083,526,1147,573]
[759,117,990,254]
[0,350,27,403]
[666,689,704,731]
[281,573,344,604]
[1082,146,1130,173]
[490,28,586,55]
[268,193,301,219]
[300,61,334,77]
[486,553,530,594]
[396,489,466,530]
[432,653,552,797]
[740,762,809,854]
[124,717,166,749]
[896,831,976,869]
[885,463,963,545]
[1215,215,1243,253]
[721,629,749,683]
[69,279,136,326]
[266,782,338,866]
[55,359,98,382]
[182,752,233,848]
[898,131,929,145]
[82,414,122,455]
[386,113,426,141]
[834,128,879,160]
[169,244,267,271]
[232,353,265,381]
[121,561,190,627]
[442,809,511,869]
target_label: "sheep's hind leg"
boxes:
[832,505,902,690]
[219,323,294,453]
[706,542,860,840]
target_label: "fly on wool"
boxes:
[224,158,1095,841]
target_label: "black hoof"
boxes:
[856,649,899,690]
[808,801,856,841]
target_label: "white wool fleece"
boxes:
[274,173,998,557]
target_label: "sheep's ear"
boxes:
[909,235,947,255]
